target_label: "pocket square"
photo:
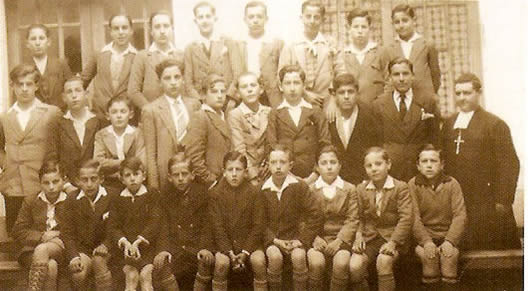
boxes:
[102,212,109,220]
[420,108,435,120]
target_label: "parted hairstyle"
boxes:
[39,159,64,180]
[332,73,359,92]
[78,159,102,176]
[106,95,134,113]
[317,144,340,162]
[364,146,390,163]
[346,8,371,26]
[167,144,192,172]
[417,143,444,163]
[155,58,184,79]
[388,57,414,74]
[278,64,306,83]
[9,63,41,83]
[391,4,416,20]
[454,73,482,93]
[302,0,326,17]
[223,151,248,169]
[108,14,133,27]
[119,156,145,175]
[26,24,50,39]
[269,143,293,162]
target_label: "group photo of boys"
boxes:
[0,0,523,290]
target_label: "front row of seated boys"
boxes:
[12,139,466,290]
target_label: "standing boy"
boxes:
[0,64,61,232]
[141,59,200,192]
[267,65,330,179]
[230,1,284,107]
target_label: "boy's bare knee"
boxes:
[47,259,58,277]
[349,254,367,282]
[307,248,325,273]
[332,250,350,275]
[290,248,307,271]
[139,264,153,280]
[92,255,108,272]
[124,265,139,281]
[266,246,283,272]
[250,250,267,279]
[376,254,395,275]
[214,253,231,277]
[32,244,49,261]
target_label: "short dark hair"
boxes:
[203,73,226,93]
[244,1,268,16]
[63,75,83,90]
[391,4,415,20]
[302,0,325,17]
[106,95,134,112]
[10,64,40,83]
[39,159,63,180]
[417,144,444,163]
[454,73,482,93]
[78,159,101,176]
[108,14,133,28]
[167,144,192,173]
[193,1,216,16]
[332,73,359,91]
[364,146,390,163]
[223,151,248,169]
[26,24,50,39]
[278,64,306,83]
[155,58,184,79]
[119,157,145,175]
[235,71,262,89]
[388,57,414,74]
[149,10,173,28]
[346,8,371,26]
[269,143,293,162]
[318,145,340,162]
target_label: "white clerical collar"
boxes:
[9,98,41,114]
[77,186,108,204]
[101,42,137,55]
[395,32,422,43]
[38,191,68,205]
[262,174,299,192]
[63,107,96,122]
[277,98,313,110]
[344,41,377,54]
[238,102,262,115]
[314,176,345,190]
[366,175,395,190]
[108,124,135,137]
[120,184,148,199]
[453,110,475,129]
[148,42,177,55]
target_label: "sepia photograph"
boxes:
[0,0,524,290]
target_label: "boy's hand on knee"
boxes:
[313,236,327,252]
[352,233,366,254]
[41,230,60,242]
[153,251,172,269]
[379,241,396,256]
[423,241,437,259]
[325,238,342,257]
[93,244,109,257]
[290,240,303,250]
[273,239,289,253]
[439,241,454,258]
[197,249,214,266]
[69,257,83,273]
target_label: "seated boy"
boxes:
[61,159,113,290]
[57,76,101,193]
[12,159,67,290]
[209,151,266,290]
[328,73,382,184]
[409,144,467,290]
[227,72,271,185]
[307,145,359,291]
[352,147,412,291]
[259,144,323,290]
[107,157,162,291]
[94,95,145,195]
[153,147,214,290]
[184,74,232,186]
[267,65,330,179]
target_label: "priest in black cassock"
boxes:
[441,73,521,250]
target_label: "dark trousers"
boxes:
[5,196,24,234]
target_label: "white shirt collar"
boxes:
[238,102,262,115]
[38,191,68,205]
[392,88,413,109]
[108,124,135,136]
[101,42,137,55]
[165,95,183,105]
[120,184,148,199]
[201,104,224,119]
[395,32,422,43]
[9,98,41,114]
[300,32,328,45]
[148,42,177,54]
[63,107,96,122]
[196,31,219,44]
[314,176,345,190]
[453,110,475,129]
[77,186,108,204]
[366,175,395,190]
[262,174,299,192]
[344,41,377,54]
[244,30,272,43]
[277,98,313,110]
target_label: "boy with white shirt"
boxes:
[0,64,61,233]
[278,1,336,115]
[184,2,236,101]
[94,95,146,195]
[267,65,330,179]
[141,59,200,192]
[82,14,137,121]
[230,1,284,108]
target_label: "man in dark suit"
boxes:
[329,73,383,184]
[441,73,520,250]
[372,57,440,182]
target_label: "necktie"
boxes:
[174,102,187,142]
[375,191,383,216]
[399,94,407,120]
[202,42,210,58]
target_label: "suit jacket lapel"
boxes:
[193,42,210,67]
[277,108,298,130]
[102,130,118,157]
[94,195,111,219]
[22,106,46,138]
[81,118,99,155]
[116,53,136,91]
[382,93,402,123]
[294,43,307,70]
[259,42,273,70]
[123,131,135,156]
[6,110,24,142]
[297,108,313,130]
[157,98,179,145]
[205,111,231,140]
[409,38,426,64]
[60,119,82,150]
[379,188,393,216]
[210,40,224,64]
[334,111,348,148]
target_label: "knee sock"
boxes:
[28,262,48,291]
[94,270,113,291]
[308,272,324,291]
[378,273,395,291]
[292,269,308,291]
[157,266,179,291]
[329,273,348,291]
[211,278,227,291]
[253,278,268,291]
[267,269,282,291]
[193,272,212,291]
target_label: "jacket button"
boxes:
[177,225,182,229]
[182,245,186,249]
[190,224,193,228]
